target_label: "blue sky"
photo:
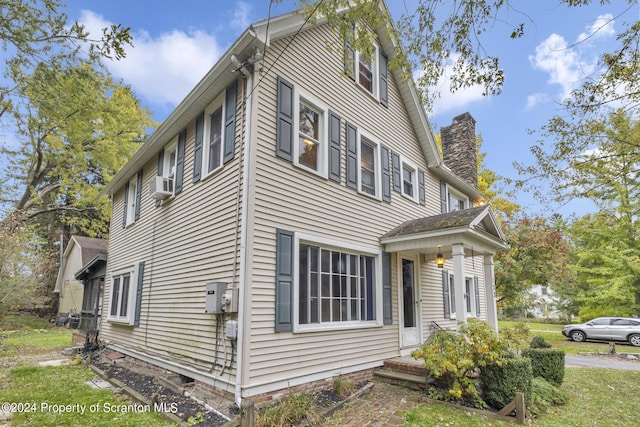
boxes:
[62,0,636,217]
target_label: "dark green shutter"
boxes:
[155,149,164,207]
[345,122,358,189]
[381,145,391,202]
[134,261,145,326]
[328,110,341,182]
[122,182,129,228]
[383,251,392,325]
[442,269,450,318]
[275,229,294,332]
[276,76,294,161]
[440,180,448,213]
[418,169,426,206]
[134,170,142,221]
[223,80,237,164]
[379,51,388,107]
[174,129,186,194]
[193,112,204,183]
[474,276,481,317]
[391,152,401,192]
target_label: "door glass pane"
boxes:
[402,259,415,328]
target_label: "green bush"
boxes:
[412,319,512,408]
[530,335,552,348]
[528,376,568,417]
[480,356,533,410]
[522,347,565,386]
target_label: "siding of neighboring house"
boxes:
[242,22,474,394]
[101,81,245,388]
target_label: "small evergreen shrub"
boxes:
[530,335,552,348]
[528,376,568,417]
[522,347,565,386]
[480,356,533,410]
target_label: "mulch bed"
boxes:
[93,362,230,426]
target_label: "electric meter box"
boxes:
[205,282,228,314]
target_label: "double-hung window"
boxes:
[447,187,468,212]
[352,46,379,98]
[202,93,225,178]
[108,266,137,324]
[448,274,456,319]
[294,235,381,331]
[161,138,177,195]
[357,130,381,198]
[294,91,328,176]
[400,157,419,203]
[125,177,137,226]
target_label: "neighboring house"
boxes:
[98,4,507,408]
[528,284,563,319]
[75,252,108,333]
[54,235,107,316]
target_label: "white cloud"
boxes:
[526,93,549,109]
[576,13,615,44]
[431,54,487,116]
[231,1,252,31]
[529,14,615,104]
[79,10,223,107]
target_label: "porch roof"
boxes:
[380,206,507,255]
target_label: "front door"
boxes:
[401,256,421,347]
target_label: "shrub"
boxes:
[480,356,533,410]
[522,347,565,386]
[528,376,567,417]
[255,393,319,427]
[530,336,552,349]
[332,377,356,398]
[412,319,512,408]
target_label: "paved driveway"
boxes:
[565,354,640,370]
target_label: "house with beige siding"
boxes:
[99,4,507,408]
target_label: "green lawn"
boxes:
[0,314,174,427]
[404,368,640,427]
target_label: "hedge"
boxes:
[522,347,565,386]
[480,356,533,410]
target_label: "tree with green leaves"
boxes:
[494,215,574,314]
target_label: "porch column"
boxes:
[452,243,466,325]
[484,254,498,331]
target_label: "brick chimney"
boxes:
[440,112,478,188]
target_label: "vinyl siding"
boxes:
[101,80,244,382]
[245,23,435,389]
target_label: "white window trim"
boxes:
[293,88,329,178]
[400,156,419,203]
[357,129,382,200]
[292,232,383,332]
[125,176,137,227]
[201,91,226,180]
[162,136,178,198]
[355,45,379,100]
[448,274,456,320]
[107,264,140,325]
[464,277,477,317]
[446,185,469,212]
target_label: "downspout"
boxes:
[235,65,253,408]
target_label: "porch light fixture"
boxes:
[435,247,445,269]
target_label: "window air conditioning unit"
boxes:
[149,176,173,200]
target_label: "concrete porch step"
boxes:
[374,370,427,391]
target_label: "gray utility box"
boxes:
[205,282,228,314]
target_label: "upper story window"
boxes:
[344,30,387,105]
[294,91,329,176]
[161,138,177,195]
[358,130,381,199]
[400,157,419,203]
[202,93,225,178]
[124,176,138,227]
[444,185,469,213]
